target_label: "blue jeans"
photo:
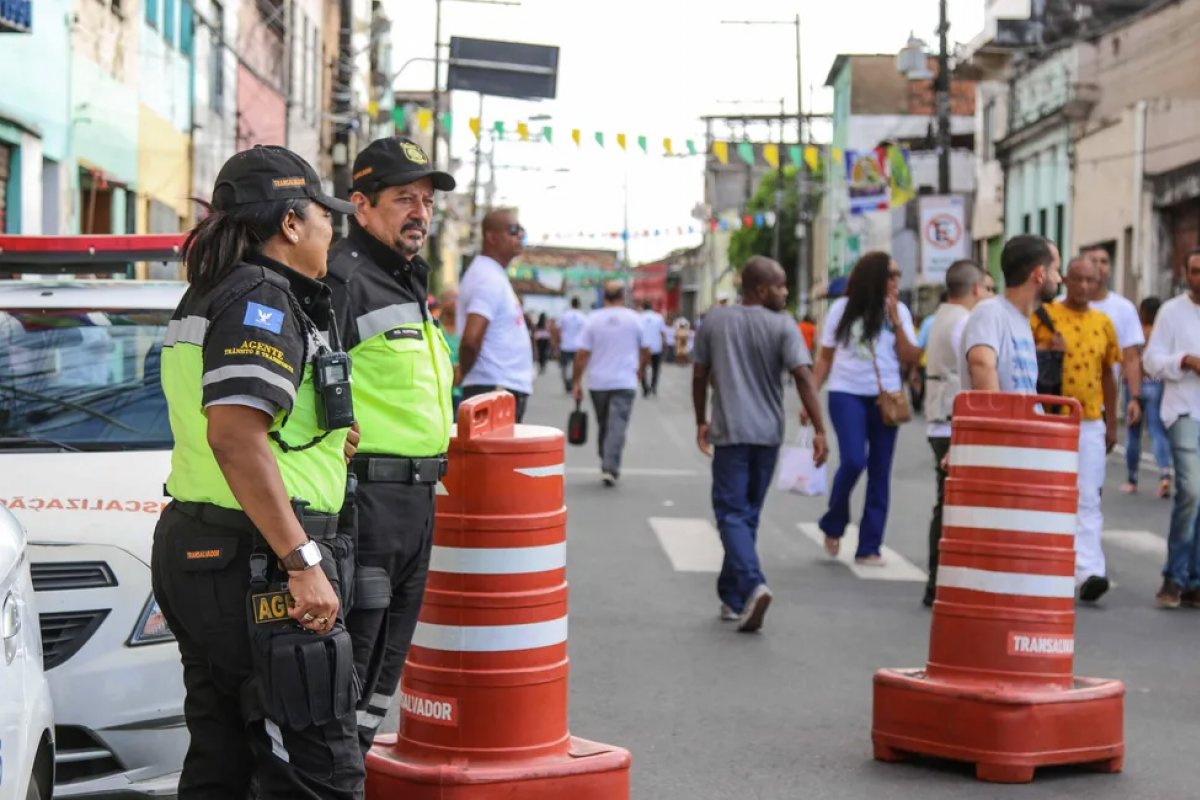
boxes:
[1125,379,1172,483]
[820,391,899,559]
[1165,416,1200,589]
[712,444,779,612]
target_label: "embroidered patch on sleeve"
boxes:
[244,302,286,335]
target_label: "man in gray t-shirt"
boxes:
[692,257,827,634]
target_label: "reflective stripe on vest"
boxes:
[351,311,454,457]
[162,328,349,514]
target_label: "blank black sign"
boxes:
[447,37,559,100]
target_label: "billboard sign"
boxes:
[447,37,559,100]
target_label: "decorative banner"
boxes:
[440,112,453,137]
[416,108,433,134]
[542,125,553,144]
[805,145,819,172]
[468,116,481,139]
[517,121,530,141]
[763,143,780,169]
[616,132,627,151]
[571,128,581,146]
[637,135,647,153]
[919,195,969,280]
[846,149,889,215]
[712,141,729,165]
[886,144,915,207]
[663,137,673,156]
[736,142,755,166]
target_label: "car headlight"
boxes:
[129,594,174,646]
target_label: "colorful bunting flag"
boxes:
[763,144,780,168]
[493,120,505,136]
[517,121,530,141]
[391,106,405,129]
[367,100,379,118]
[686,140,697,156]
[712,141,729,165]
[571,128,581,146]
[804,145,819,172]
[663,137,673,156]
[440,112,452,137]
[637,135,647,153]
[737,142,755,166]
[617,133,627,151]
[468,117,481,139]
[542,126,553,144]
[416,108,433,134]
[595,131,605,148]
[788,145,802,168]
[832,148,844,164]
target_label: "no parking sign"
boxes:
[920,195,970,282]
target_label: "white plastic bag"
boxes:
[775,427,827,496]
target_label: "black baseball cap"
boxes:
[351,137,457,193]
[212,145,356,215]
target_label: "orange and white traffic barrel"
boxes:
[365,391,631,799]
[872,392,1124,784]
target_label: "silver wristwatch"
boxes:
[280,540,322,572]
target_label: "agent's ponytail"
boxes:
[182,199,309,291]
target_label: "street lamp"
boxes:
[897,0,952,194]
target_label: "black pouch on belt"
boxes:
[247,592,360,729]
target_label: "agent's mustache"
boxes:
[402,221,428,235]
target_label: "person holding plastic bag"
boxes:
[775,426,828,497]
[693,257,827,634]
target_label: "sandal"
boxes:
[1158,476,1172,499]
[1120,482,1137,495]
[855,555,888,567]
[824,537,840,557]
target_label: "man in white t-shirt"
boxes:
[572,282,651,486]
[1083,245,1143,426]
[921,260,991,607]
[557,297,587,394]
[458,208,534,421]
[639,301,669,398]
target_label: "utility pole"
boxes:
[431,0,443,169]
[772,99,784,263]
[332,0,354,237]
[936,0,951,194]
[794,12,810,315]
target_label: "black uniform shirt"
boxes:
[199,254,333,417]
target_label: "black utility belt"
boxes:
[170,500,339,540]
[350,455,447,485]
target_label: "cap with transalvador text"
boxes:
[212,145,356,215]
[351,137,457,193]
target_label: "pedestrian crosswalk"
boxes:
[645,517,1171,583]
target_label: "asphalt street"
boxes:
[381,361,1191,799]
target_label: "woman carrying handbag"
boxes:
[808,252,922,564]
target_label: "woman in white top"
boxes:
[810,252,921,564]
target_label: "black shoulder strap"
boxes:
[1034,305,1056,333]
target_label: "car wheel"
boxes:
[26,776,42,800]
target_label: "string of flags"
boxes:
[530,213,783,244]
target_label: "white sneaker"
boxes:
[719,603,738,622]
[601,471,617,487]
[736,584,772,633]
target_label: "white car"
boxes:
[0,266,188,797]
[0,505,55,800]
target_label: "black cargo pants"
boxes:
[151,503,364,800]
[345,477,436,753]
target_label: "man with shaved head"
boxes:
[1031,254,1120,602]
[693,256,827,633]
[458,208,534,420]
[571,281,652,486]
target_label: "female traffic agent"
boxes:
[810,252,921,564]
[150,146,365,799]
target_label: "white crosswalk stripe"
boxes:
[796,523,927,582]
[1103,529,1167,560]
[648,517,724,572]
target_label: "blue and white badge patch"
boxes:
[244,302,285,334]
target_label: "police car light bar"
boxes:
[0,234,186,272]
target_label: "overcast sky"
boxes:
[382,0,986,263]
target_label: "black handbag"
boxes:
[1034,306,1064,397]
[567,400,588,446]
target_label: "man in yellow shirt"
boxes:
[1032,256,1120,602]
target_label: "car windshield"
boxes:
[0,308,172,450]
